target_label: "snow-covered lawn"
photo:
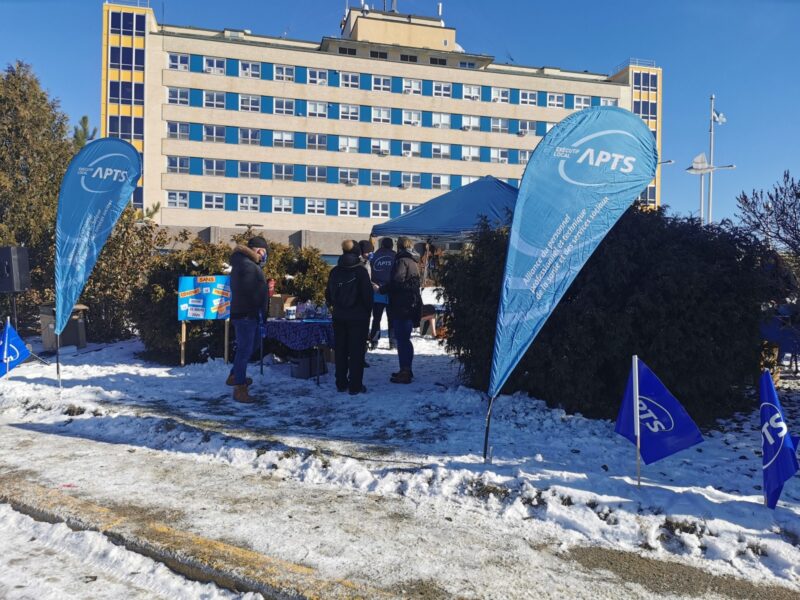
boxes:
[1,333,799,593]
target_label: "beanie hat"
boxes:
[247,236,268,250]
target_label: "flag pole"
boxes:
[3,316,9,380]
[56,333,62,389]
[483,394,497,463]
[633,354,641,487]
[708,94,716,224]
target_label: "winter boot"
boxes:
[390,369,413,384]
[391,369,414,378]
[233,384,257,403]
[226,374,253,386]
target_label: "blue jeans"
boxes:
[230,317,259,385]
[394,318,414,370]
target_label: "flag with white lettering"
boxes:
[760,370,798,509]
[1,319,30,376]
[615,358,704,464]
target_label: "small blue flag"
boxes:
[760,370,799,509]
[615,359,704,464]
[1,319,31,376]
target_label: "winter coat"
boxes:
[229,245,268,320]
[325,252,374,321]
[379,250,422,322]
[370,248,396,287]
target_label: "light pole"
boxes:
[686,153,735,223]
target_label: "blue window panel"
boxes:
[389,202,401,218]
[565,94,575,109]
[260,195,272,213]
[326,199,338,216]
[260,130,273,147]
[391,77,403,93]
[359,105,371,122]
[390,139,402,156]
[189,157,203,175]
[535,121,547,136]
[328,102,339,119]
[509,149,519,164]
[295,66,307,84]
[421,142,432,158]
[421,173,432,189]
[260,163,272,179]
[451,174,462,189]
[293,197,305,215]
[509,119,519,135]
[189,191,202,209]
[451,144,462,160]
[225,58,239,77]
[390,171,401,187]
[326,167,339,184]
[358,201,371,218]
[326,134,339,152]
[328,70,340,87]
[295,132,307,149]
[480,116,491,132]
[451,114,462,130]
[225,126,238,144]
[189,89,203,107]
[479,147,490,162]
[294,165,306,182]
[481,86,492,102]
[225,160,238,178]
[422,80,433,96]
[537,91,548,106]
[359,73,371,90]
[261,96,273,114]
[225,193,237,211]
[358,137,370,154]
[591,96,601,107]
[508,178,520,187]
[261,62,273,80]
[189,54,203,73]
[452,83,463,100]
[296,99,307,116]
[189,123,203,141]
[391,108,402,125]
[225,92,239,111]
[358,169,371,185]
[421,111,432,127]
[510,88,520,105]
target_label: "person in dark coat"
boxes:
[368,237,396,349]
[228,236,269,403]
[377,237,422,384]
[325,240,374,395]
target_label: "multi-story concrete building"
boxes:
[101,1,662,256]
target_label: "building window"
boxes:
[239,195,259,211]
[204,57,225,75]
[239,128,260,145]
[462,175,479,185]
[340,104,359,121]
[339,168,358,184]
[462,115,479,130]
[462,146,479,161]
[308,133,327,150]
[545,122,555,133]
[239,161,260,178]
[309,69,328,85]
[240,61,260,78]
[109,81,143,105]
[490,148,509,163]
[371,170,390,187]
[308,101,328,117]
[339,136,358,152]
[167,121,189,140]
[240,94,260,112]
[400,54,417,63]
[341,72,359,88]
[273,197,293,213]
[203,193,224,210]
[339,200,358,216]
[371,202,389,218]
[307,165,327,182]
[491,118,509,133]
[433,81,451,97]
[574,95,591,110]
[166,191,189,208]
[547,93,565,108]
[520,90,537,105]
[132,117,143,140]
[373,107,391,124]
[338,47,356,56]
[167,87,189,105]
[273,131,294,147]
[600,97,618,107]
[110,11,121,34]
[203,125,225,143]
[431,143,450,159]
[134,48,145,71]
[274,98,295,115]
[403,78,421,95]
[372,75,391,92]
[274,164,294,180]
[459,61,477,69]
[519,149,531,164]
[402,141,421,157]
[491,87,510,103]
[402,110,421,126]
[432,112,450,129]
[401,172,421,188]
[463,84,480,101]
[275,65,295,82]
[401,203,414,214]
[430,57,446,66]
[204,91,225,109]
[306,198,326,214]
[371,51,389,60]
[432,174,450,190]
[168,53,188,71]
[166,156,189,174]
[371,138,390,155]
[634,72,658,92]
[203,159,225,176]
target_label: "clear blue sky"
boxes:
[1,0,797,221]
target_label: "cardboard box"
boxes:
[290,354,328,379]
[268,295,296,319]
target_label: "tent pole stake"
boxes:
[483,395,497,464]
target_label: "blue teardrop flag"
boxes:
[760,370,799,509]
[1,319,31,376]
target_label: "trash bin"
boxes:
[40,304,88,351]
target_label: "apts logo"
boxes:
[77,153,133,193]
[555,129,638,187]
[761,402,789,468]
[372,255,394,273]
[637,395,674,433]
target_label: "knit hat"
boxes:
[247,236,268,250]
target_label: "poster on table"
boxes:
[177,276,231,321]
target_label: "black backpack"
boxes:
[332,270,359,309]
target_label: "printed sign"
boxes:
[177,275,231,321]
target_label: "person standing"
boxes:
[325,240,373,395]
[369,237,396,349]
[378,237,422,384]
[227,236,269,403]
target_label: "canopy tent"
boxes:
[370,176,518,241]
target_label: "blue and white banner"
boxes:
[488,107,657,397]
[615,358,703,464]
[760,370,798,509]
[1,319,30,376]
[55,138,141,335]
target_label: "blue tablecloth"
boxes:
[263,319,334,351]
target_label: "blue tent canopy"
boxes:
[371,176,518,241]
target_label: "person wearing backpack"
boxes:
[368,237,396,350]
[325,240,374,395]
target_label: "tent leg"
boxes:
[483,395,497,464]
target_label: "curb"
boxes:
[0,472,388,600]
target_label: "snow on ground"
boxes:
[1,331,800,592]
